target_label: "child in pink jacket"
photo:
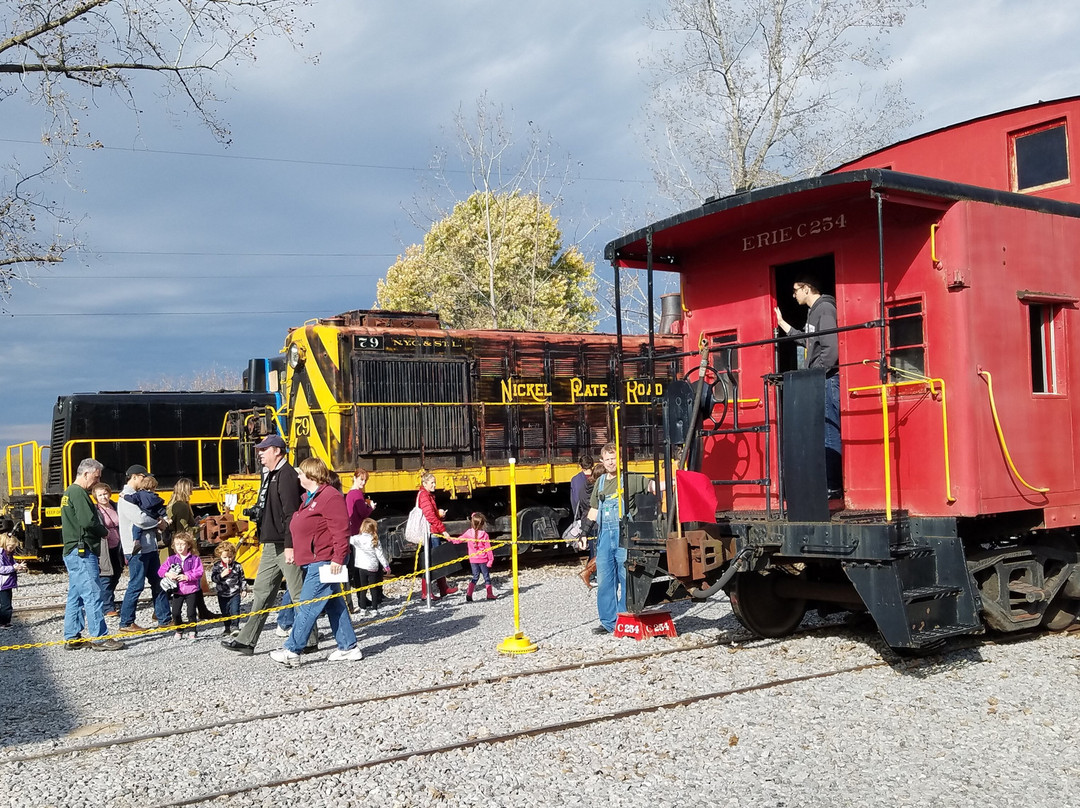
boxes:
[158,532,206,639]
[452,513,496,602]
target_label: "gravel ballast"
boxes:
[1,562,1077,807]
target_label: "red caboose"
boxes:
[607,97,1080,650]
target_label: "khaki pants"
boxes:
[234,542,317,649]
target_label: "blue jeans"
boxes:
[217,592,241,631]
[63,550,108,640]
[469,563,492,586]
[595,498,626,633]
[120,550,171,628]
[277,587,295,629]
[284,561,357,655]
[98,543,124,613]
[824,373,842,491]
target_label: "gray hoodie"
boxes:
[789,294,838,372]
[116,484,162,555]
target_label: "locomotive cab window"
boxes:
[1011,121,1069,192]
[887,300,925,382]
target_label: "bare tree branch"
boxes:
[0,0,316,295]
[643,0,921,204]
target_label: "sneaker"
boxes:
[230,628,241,637]
[64,638,89,651]
[186,633,198,642]
[174,633,184,641]
[274,626,290,638]
[119,623,149,633]
[221,638,255,655]
[270,648,302,667]
[328,647,364,662]
[90,638,126,651]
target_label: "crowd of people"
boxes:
[15,435,653,658]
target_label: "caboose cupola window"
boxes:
[1011,120,1069,192]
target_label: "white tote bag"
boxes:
[403,495,430,545]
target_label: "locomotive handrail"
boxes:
[849,370,957,516]
[320,398,658,409]
[61,435,243,492]
[977,370,1050,495]
[5,441,43,498]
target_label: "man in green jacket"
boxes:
[62,458,124,651]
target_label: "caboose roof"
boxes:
[605,169,1080,269]
[827,94,1080,175]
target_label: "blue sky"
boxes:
[2,0,1080,447]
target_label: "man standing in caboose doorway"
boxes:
[774,277,842,498]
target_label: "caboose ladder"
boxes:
[843,517,981,650]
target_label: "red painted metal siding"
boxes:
[676,187,1080,523]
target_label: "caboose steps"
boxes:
[907,624,984,649]
[900,585,964,604]
[843,519,981,650]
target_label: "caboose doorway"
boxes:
[772,254,836,373]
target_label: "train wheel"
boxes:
[728,571,807,638]
[1042,596,1080,631]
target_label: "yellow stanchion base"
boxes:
[498,632,538,655]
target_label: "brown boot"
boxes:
[579,558,597,589]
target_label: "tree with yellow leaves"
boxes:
[377,190,597,332]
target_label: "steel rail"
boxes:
[4,619,858,766]
[159,630,1051,807]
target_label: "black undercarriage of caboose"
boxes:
[626,366,1080,651]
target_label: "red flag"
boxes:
[676,470,718,524]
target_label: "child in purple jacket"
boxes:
[0,534,28,629]
[158,531,205,640]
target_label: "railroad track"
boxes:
[7,621,1041,808]
[168,659,892,807]
[163,630,1052,807]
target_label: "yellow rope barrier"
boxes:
[0,539,516,653]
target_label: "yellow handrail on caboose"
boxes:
[849,371,956,521]
[977,370,1049,494]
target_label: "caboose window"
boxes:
[1012,122,1069,192]
[710,331,740,373]
[1028,304,1059,394]
[887,301,925,382]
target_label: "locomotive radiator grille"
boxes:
[352,357,471,455]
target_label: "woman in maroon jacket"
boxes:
[417,472,459,600]
[270,457,363,667]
